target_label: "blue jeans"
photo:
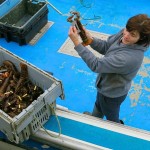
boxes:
[92,92,127,123]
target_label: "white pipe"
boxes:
[31,129,110,150]
[45,1,63,15]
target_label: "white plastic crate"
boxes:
[0,46,65,143]
[0,0,21,18]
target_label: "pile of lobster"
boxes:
[0,60,43,118]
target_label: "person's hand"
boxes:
[68,26,80,46]
[68,26,93,47]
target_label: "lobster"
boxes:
[67,11,89,45]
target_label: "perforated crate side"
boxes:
[13,96,47,133]
[0,98,53,144]
[29,103,51,133]
[15,102,52,143]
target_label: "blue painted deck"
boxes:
[0,1,150,148]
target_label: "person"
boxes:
[68,14,150,124]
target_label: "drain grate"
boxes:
[58,30,109,58]
[29,21,54,45]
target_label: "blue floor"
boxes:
[0,0,150,132]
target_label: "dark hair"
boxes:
[126,14,150,46]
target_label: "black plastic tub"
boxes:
[0,0,6,4]
[0,0,48,45]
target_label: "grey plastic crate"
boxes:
[0,47,65,143]
[0,0,48,45]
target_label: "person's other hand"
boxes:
[68,26,80,46]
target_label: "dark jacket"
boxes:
[75,30,148,98]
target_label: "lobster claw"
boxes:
[67,15,74,22]
[67,11,80,22]
[67,11,89,45]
